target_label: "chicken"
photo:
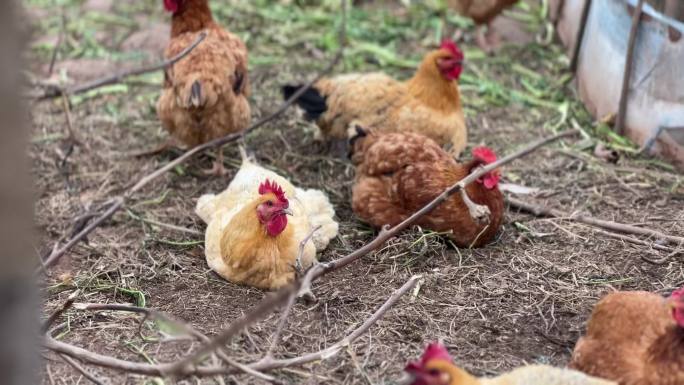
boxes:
[448,0,519,53]
[569,287,684,385]
[400,342,616,385]
[348,127,503,248]
[195,149,338,290]
[157,0,250,175]
[282,40,467,157]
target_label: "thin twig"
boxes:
[615,0,644,135]
[44,275,419,378]
[589,226,675,252]
[58,354,106,385]
[126,209,202,236]
[70,303,276,382]
[60,94,79,145]
[39,31,208,99]
[39,2,347,271]
[507,196,684,246]
[42,289,80,333]
[47,13,66,77]
[40,197,124,271]
[246,275,421,372]
[262,293,297,362]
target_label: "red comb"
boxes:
[405,342,453,373]
[440,39,463,59]
[258,179,287,203]
[472,146,497,164]
[163,0,179,12]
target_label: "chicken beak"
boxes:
[281,208,293,216]
[668,298,684,310]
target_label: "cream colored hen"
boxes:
[195,149,338,289]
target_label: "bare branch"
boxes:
[70,303,276,382]
[459,188,490,224]
[41,289,80,333]
[507,196,684,246]
[39,31,208,99]
[249,275,421,372]
[58,354,106,385]
[40,197,124,271]
[44,275,419,378]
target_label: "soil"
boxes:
[29,0,684,384]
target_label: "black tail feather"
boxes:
[282,84,327,121]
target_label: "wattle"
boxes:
[447,66,462,81]
[266,215,288,237]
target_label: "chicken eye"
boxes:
[266,201,273,207]
[428,369,441,376]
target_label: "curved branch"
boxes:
[44,275,420,377]
[39,31,208,99]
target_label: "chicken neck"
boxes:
[171,0,215,37]
[406,67,462,113]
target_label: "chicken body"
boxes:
[349,130,503,248]
[195,150,338,290]
[448,0,519,52]
[479,365,616,385]
[449,0,519,25]
[157,0,250,174]
[284,43,467,156]
[569,290,684,385]
[403,343,615,385]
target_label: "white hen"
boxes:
[195,148,338,289]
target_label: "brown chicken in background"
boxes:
[399,342,616,385]
[448,0,519,53]
[157,0,250,175]
[283,40,467,157]
[349,128,503,248]
[569,287,684,385]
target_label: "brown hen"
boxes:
[569,287,684,385]
[283,40,467,157]
[448,0,519,53]
[349,128,503,248]
[157,0,250,175]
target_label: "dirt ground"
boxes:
[29,0,684,384]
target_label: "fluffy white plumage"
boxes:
[195,148,339,286]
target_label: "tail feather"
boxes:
[296,188,338,250]
[195,193,217,224]
[189,80,202,107]
[282,84,327,121]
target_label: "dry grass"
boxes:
[29,0,684,384]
